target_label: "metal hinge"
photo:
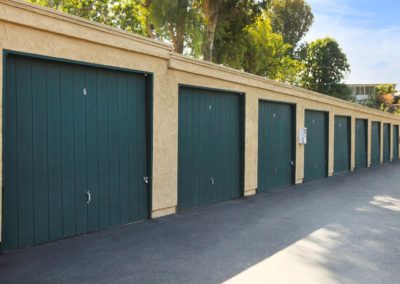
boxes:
[83,88,87,96]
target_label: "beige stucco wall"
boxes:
[1,0,400,242]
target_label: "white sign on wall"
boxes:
[299,128,307,144]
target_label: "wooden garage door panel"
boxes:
[371,122,381,166]
[178,87,243,210]
[258,101,295,192]
[304,110,328,182]
[383,123,390,163]
[355,119,368,170]
[3,54,149,251]
[334,116,350,174]
[393,125,399,161]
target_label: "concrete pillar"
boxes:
[295,103,305,184]
[244,94,258,196]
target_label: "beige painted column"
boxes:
[367,120,372,167]
[295,103,305,184]
[244,94,258,196]
[151,76,178,218]
[328,112,335,176]
[380,122,384,164]
[350,115,356,171]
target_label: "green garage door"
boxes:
[355,119,368,170]
[178,86,243,210]
[371,122,381,166]
[334,116,350,174]
[304,110,328,182]
[383,123,390,163]
[393,125,399,161]
[3,54,150,251]
[258,101,295,193]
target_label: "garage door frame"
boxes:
[257,99,296,193]
[1,50,154,251]
[177,84,245,210]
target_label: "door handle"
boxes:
[210,177,215,185]
[86,191,91,205]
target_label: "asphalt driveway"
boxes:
[1,162,400,284]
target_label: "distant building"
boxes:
[347,83,397,102]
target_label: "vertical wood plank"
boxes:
[46,61,63,240]
[97,69,111,229]
[60,63,76,237]
[3,56,19,250]
[32,59,49,244]
[16,57,35,248]
[85,67,100,232]
[107,71,121,226]
[117,73,130,224]
[73,66,88,234]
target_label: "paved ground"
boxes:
[1,163,400,284]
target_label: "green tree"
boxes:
[375,84,397,113]
[27,0,147,35]
[150,0,204,54]
[212,0,265,66]
[29,0,113,24]
[242,15,303,83]
[299,37,351,99]
[266,0,314,54]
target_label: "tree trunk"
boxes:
[141,0,156,39]
[202,16,218,61]
[173,0,188,54]
[174,25,185,53]
[202,0,221,61]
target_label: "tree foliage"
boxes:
[242,15,303,83]
[266,0,313,54]
[28,0,147,35]
[212,0,265,66]
[299,37,351,99]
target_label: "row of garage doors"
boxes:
[2,53,400,251]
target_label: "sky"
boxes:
[305,0,400,85]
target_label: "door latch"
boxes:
[143,176,150,184]
[86,191,91,205]
[290,161,295,166]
